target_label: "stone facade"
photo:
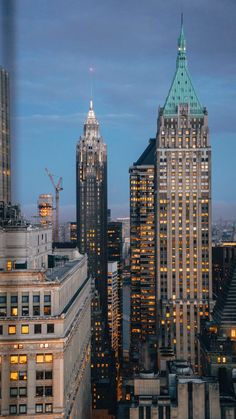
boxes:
[0,248,91,418]
[156,22,212,371]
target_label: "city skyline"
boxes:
[2,0,236,221]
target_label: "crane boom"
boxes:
[45,168,63,242]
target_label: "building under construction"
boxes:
[38,193,53,227]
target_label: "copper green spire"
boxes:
[177,13,187,68]
[163,16,204,116]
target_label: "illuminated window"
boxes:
[10,371,18,381]
[21,325,29,334]
[8,325,16,335]
[45,354,53,363]
[11,307,18,316]
[36,353,53,363]
[231,330,236,338]
[7,260,13,271]
[217,357,221,364]
[19,355,27,364]
[222,357,227,364]
[10,355,18,364]
[36,354,44,363]
[44,306,51,316]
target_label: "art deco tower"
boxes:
[76,100,107,312]
[156,20,212,370]
[0,66,11,205]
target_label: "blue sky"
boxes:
[2,0,236,221]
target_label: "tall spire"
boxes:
[163,16,204,116]
[84,99,100,137]
[177,13,187,69]
[86,99,97,124]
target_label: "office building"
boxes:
[0,223,52,270]
[108,221,123,354]
[91,288,116,414]
[155,20,212,370]
[0,221,91,418]
[38,194,53,227]
[76,99,107,313]
[65,221,77,243]
[212,242,236,299]
[0,66,11,206]
[107,262,119,357]
[199,258,236,417]
[118,360,221,419]
[129,138,156,367]
[122,276,131,361]
[107,221,123,265]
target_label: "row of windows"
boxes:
[10,385,53,398]
[0,294,51,304]
[0,323,54,335]
[0,305,51,317]
[9,403,52,415]
[9,354,54,368]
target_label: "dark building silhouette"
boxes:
[199,258,236,417]
[91,288,117,414]
[129,138,156,368]
[76,99,107,313]
[212,242,236,299]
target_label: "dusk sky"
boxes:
[3,0,236,221]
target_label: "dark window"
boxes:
[44,295,51,303]
[11,296,18,304]
[35,404,43,413]
[22,307,29,316]
[0,295,6,303]
[47,324,54,334]
[45,370,52,380]
[34,324,42,334]
[45,386,53,396]
[0,325,3,334]
[0,307,7,317]
[19,371,27,381]
[45,403,53,413]
[33,306,40,316]
[36,371,44,380]
[9,405,17,414]
[22,295,29,303]
[33,295,40,303]
[10,387,18,397]
[36,386,44,397]
[19,387,27,397]
[19,404,27,414]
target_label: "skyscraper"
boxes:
[0,66,11,206]
[108,221,123,355]
[129,139,156,367]
[156,20,212,370]
[76,100,107,312]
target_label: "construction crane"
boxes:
[45,168,63,242]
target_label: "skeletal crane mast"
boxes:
[45,168,63,242]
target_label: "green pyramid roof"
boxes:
[163,18,204,116]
